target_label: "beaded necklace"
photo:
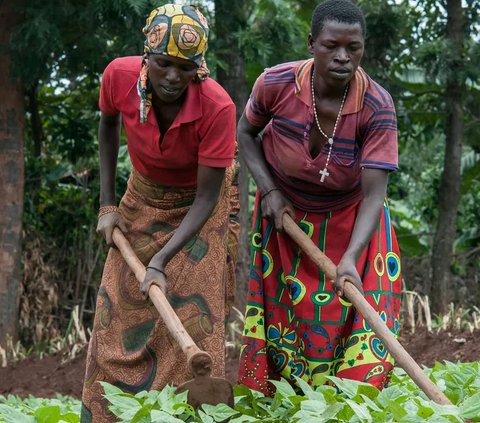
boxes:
[311,71,349,182]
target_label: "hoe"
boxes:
[112,228,234,409]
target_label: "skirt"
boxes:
[81,166,239,422]
[237,195,401,395]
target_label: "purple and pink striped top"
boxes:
[246,59,398,212]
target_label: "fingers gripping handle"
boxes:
[112,228,203,362]
[281,214,452,406]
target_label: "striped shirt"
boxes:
[246,59,398,212]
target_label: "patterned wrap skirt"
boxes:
[237,195,401,395]
[81,166,239,422]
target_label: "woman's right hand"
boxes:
[141,266,168,296]
[261,189,296,232]
[96,211,128,246]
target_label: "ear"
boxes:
[307,33,314,55]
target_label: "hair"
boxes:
[311,0,366,39]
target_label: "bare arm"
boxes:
[237,112,295,231]
[98,113,121,206]
[334,168,388,295]
[142,165,226,293]
[96,112,127,245]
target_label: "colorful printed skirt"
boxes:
[81,166,239,422]
[237,196,401,395]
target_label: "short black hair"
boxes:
[311,0,366,39]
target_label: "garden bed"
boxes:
[0,328,479,400]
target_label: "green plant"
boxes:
[2,362,479,422]
[100,362,480,422]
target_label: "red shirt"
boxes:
[99,56,236,186]
[246,59,398,212]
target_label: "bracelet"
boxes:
[260,188,279,201]
[146,266,167,278]
[98,205,119,218]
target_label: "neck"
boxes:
[152,90,187,110]
[311,67,350,100]
[313,77,348,100]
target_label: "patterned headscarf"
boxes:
[138,4,210,123]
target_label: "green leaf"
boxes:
[117,403,142,422]
[460,392,480,419]
[150,410,186,423]
[297,399,327,416]
[359,394,382,412]
[293,376,314,396]
[198,409,215,423]
[0,405,36,423]
[325,376,361,398]
[99,382,125,397]
[228,415,258,423]
[270,379,297,398]
[34,405,61,422]
[356,383,380,400]
[201,403,238,421]
[384,398,408,421]
[345,399,372,422]
[322,402,347,420]
[416,404,434,418]
[57,412,80,423]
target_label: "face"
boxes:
[308,20,364,88]
[148,54,198,103]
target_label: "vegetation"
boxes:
[0,0,478,354]
[1,362,480,422]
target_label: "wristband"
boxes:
[146,266,167,278]
[260,188,280,201]
[98,205,119,218]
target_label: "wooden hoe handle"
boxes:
[282,214,452,405]
[112,228,205,364]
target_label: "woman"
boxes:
[81,4,239,421]
[237,0,401,395]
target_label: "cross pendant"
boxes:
[319,167,330,182]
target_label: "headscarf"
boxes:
[138,4,210,123]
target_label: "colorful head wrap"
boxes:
[138,4,210,123]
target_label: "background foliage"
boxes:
[5,0,480,347]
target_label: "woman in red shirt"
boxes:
[81,5,238,421]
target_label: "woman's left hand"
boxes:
[333,256,364,297]
[141,265,168,296]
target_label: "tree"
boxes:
[1,0,154,344]
[0,0,25,347]
[214,0,252,313]
[430,0,465,315]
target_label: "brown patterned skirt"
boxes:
[81,166,239,422]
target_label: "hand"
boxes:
[261,189,296,232]
[96,211,128,246]
[141,265,168,297]
[333,256,364,298]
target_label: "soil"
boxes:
[1,328,479,400]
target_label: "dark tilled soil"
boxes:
[1,328,479,400]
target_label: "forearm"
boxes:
[149,199,216,268]
[237,117,275,195]
[344,169,388,262]
[148,166,225,269]
[98,114,121,206]
[344,195,384,262]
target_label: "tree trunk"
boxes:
[429,0,464,315]
[0,1,25,347]
[214,0,251,315]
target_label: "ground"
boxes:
[1,328,479,400]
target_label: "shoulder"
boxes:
[363,73,395,111]
[197,78,234,110]
[261,60,306,85]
